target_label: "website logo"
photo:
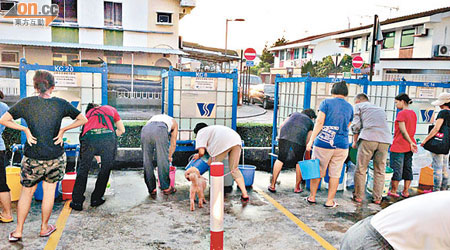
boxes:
[2,2,58,26]
[197,103,215,117]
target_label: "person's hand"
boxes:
[352,142,358,149]
[410,143,418,153]
[168,156,173,162]
[420,142,425,147]
[306,141,313,152]
[53,129,65,146]
[24,128,37,146]
[193,153,200,160]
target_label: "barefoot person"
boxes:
[0,90,12,223]
[269,109,316,193]
[70,103,125,211]
[141,114,178,195]
[193,123,249,202]
[0,71,87,242]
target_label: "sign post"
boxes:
[352,56,364,79]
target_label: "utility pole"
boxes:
[369,15,378,81]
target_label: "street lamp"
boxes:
[224,18,245,72]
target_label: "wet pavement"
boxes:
[0,168,419,250]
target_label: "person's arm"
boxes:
[398,121,417,153]
[421,118,444,146]
[54,113,88,146]
[306,111,325,151]
[115,119,125,137]
[0,112,36,146]
[305,130,312,145]
[168,121,178,162]
[352,134,359,149]
[193,148,206,160]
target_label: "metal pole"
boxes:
[210,162,224,250]
[224,19,229,73]
[369,15,378,81]
[79,50,82,66]
[335,54,338,79]
[131,53,134,95]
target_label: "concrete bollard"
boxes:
[210,162,224,250]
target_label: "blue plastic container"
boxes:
[34,181,61,201]
[238,165,256,186]
[324,163,346,184]
[306,179,322,190]
[299,159,321,180]
[185,158,210,175]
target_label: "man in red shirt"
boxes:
[388,93,417,198]
[70,103,125,211]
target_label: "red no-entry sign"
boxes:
[244,48,257,61]
[352,56,364,69]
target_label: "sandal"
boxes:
[372,200,381,205]
[351,196,362,203]
[294,187,303,193]
[306,197,316,204]
[240,195,250,203]
[150,189,157,195]
[8,232,21,242]
[0,215,13,223]
[40,224,57,237]
[388,191,400,198]
[267,186,276,193]
[401,192,410,198]
[163,186,177,195]
[324,201,339,208]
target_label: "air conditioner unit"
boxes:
[414,25,428,37]
[339,39,350,48]
[436,45,450,57]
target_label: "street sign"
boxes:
[244,48,257,61]
[353,68,361,74]
[352,56,364,68]
[246,60,254,67]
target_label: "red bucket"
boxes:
[62,172,77,200]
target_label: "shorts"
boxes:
[312,146,348,178]
[278,139,306,166]
[390,151,413,181]
[20,154,66,187]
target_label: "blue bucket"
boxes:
[238,165,256,186]
[324,163,346,184]
[186,158,210,175]
[299,159,321,180]
[34,181,61,201]
[306,179,322,190]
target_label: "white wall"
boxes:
[78,0,103,27]
[311,39,343,62]
[122,0,149,31]
[123,31,148,47]
[78,29,103,45]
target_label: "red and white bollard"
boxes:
[210,162,224,250]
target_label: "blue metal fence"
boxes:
[271,74,450,168]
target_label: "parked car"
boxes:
[250,84,275,109]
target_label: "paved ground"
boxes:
[237,104,273,124]
[0,167,418,250]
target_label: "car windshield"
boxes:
[249,75,263,85]
[264,85,275,94]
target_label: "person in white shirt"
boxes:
[141,114,178,195]
[193,123,249,202]
[341,191,450,250]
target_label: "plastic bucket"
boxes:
[306,179,322,190]
[366,163,393,197]
[62,172,77,200]
[239,165,256,187]
[324,163,347,184]
[186,158,209,175]
[418,166,433,193]
[158,165,176,188]
[6,166,21,201]
[299,159,321,180]
[34,181,61,201]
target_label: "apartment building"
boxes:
[270,7,450,82]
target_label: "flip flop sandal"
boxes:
[150,189,157,195]
[388,191,400,198]
[306,197,316,204]
[240,195,250,203]
[372,200,382,205]
[267,186,276,193]
[351,196,363,203]
[40,224,57,237]
[0,215,13,223]
[324,201,339,208]
[163,186,177,195]
[294,188,303,193]
[8,232,21,242]
[401,192,410,198]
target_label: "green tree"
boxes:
[315,56,336,77]
[301,61,317,77]
[260,43,274,65]
[339,54,353,73]
[273,36,288,47]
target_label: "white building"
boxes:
[270,7,450,82]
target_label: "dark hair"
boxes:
[301,108,316,119]
[193,122,208,134]
[443,102,450,108]
[86,103,100,114]
[395,93,413,105]
[331,81,348,96]
[0,90,4,99]
[33,70,55,94]
[355,93,369,102]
